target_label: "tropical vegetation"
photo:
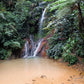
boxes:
[0,0,84,65]
[44,0,84,65]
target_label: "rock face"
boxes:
[21,29,55,58]
[38,29,55,57]
[36,33,48,55]
[37,33,54,57]
[40,37,49,57]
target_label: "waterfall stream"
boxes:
[23,38,43,58]
[39,7,47,29]
[23,41,29,58]
[39,5,49,35]
[23,5,48,58]
[33,39,43,57]
[23,35,35,58]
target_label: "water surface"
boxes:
[0,57,84,84]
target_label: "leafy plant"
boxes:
[0,0,44,59]
[0,49,12,60]
[62,37,78,65]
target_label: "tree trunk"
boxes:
[77,2,84,34]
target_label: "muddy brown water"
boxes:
[0,57,84,84]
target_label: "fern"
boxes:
[0,13,6,19]
[50,0,77,19]
[57,7,71,19]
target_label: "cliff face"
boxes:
[36,30,55,57]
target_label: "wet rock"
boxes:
[32,79,36,81]
[67,79,71,81]
[41,49,47,57]
[79,72,82,75]
[70,76,73,78]
[36,37,49,57]
[40,75,47,78]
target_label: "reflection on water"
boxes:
[0,57,83,84]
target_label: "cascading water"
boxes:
[23,41,29,58]
[29,35,34,56]
[23,35,35,58]
[23,5,49,58]
[33,39,43,57]
[32,7,48,57]
[24,39,43,58]
[39,7,47,29]
[39,5,49,35]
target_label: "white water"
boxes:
[23,35,35,58]
[29,35,34,56]
[23,6,48,58]
[39,5,49,35]
[33,39,43,57]
[23,37,43,58]
[39,7,47,30]
[23,41,29,58]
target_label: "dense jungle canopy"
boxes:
[0,0,84,65]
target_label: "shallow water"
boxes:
[0,57,84,84]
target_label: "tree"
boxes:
[49,0,84,39]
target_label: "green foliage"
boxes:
[4,41,21,49]
[0,49,12,60]
[0,0,33,59]
[76,37,84,57]
[47,43,63,59]
[63,54,78,65]
[47,14,74,60]
[49,0,76,19]
[46,10,84,64]
[0,0,84,62]
[0,0,44,59]
[42,0,84,65]
[62,37,78,65]
[0,17,24,59]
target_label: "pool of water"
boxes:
[0,57,84,84]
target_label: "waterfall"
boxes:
[23,35,34,58]
[23,41,29,58]
[39,5,49,35]
[33,39,43,57]
[23,5,49,58]
[32,7,48,57]
[39,7,47,29]
[23,35,43,58]
[23,38,43,58]
[29,35,34,56]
